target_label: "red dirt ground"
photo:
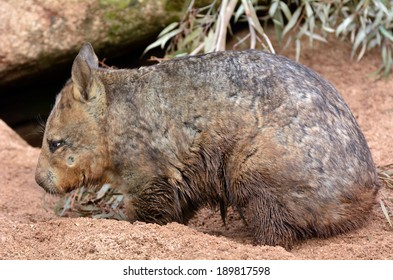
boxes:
[0,39,392,260]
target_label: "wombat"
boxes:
[35,43,380,249]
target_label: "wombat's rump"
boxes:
[35,43,380,249]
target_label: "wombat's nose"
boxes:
[35,155,47,187]
[35,169,54,194]
[35,167,44,187]
[35,160,48,189]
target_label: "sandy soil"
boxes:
[0,39,392,260]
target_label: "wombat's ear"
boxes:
[71,42,99,102]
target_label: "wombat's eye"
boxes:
[48,139,66,153]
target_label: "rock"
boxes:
[0,118,30,150]
[0,0,188,85]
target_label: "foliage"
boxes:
[378,164,393,228]
[54,184,127,220]
[145,0,393,77]
[379,163,393,190]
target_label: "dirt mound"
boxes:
[1,39,392,259]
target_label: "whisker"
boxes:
[36,115,47,135]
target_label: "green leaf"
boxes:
[380,200,393,227]
[274,15,283,42]
[79,204,101,213]
[379,26,393,43]
[273,18,284,28]
[183,27,203,46]
[297,21,308,37]
[357,41,367,61]
[111,195,124,209]
[336,15,354,36]
[322,25,335,33]
[384,47,392,77]
[96,184,111,200]
[279,1,291,21]
[382,44,387,64]
[355,0,367,13]
[93,213,116,219]
[204,29,215,53]
[305,31,328,43]
[352,28,367,59]
[367,36,381,50]
[305,1,313,18]
[143,28,182,54]
[268,0,280,18]
[309,15,315,34]
[283,35,292,50]
[371,10,384,30]
[234,3,245,23]
[158,22,179,37]
[283,7,302,36]
[375,0,390,15]
[60,195,72,216]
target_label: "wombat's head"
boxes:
[35,43,109,194]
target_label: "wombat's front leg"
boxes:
[123,181,197,225]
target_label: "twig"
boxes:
[233,33,251,49]
[215,0,238,51]
[186,0,195,12]
[241,0,275,53]
[190,42,205,55]
[255,34,268,51]
[247,15,257,49]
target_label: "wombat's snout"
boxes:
[35,164,54,194]
[35,154,61,194]
[35,157,45,187]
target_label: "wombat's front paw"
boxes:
[123,196,138,223]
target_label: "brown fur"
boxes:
[35,43,380,249]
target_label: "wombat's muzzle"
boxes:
[35,164,60,194]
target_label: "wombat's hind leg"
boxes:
[248,193,303,249]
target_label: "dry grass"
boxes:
[54,184,127,221]
[378,164,393,228]
[145,0,393,77]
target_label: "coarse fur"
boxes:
[35,43,380,249]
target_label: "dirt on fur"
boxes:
[0,39,392,260]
